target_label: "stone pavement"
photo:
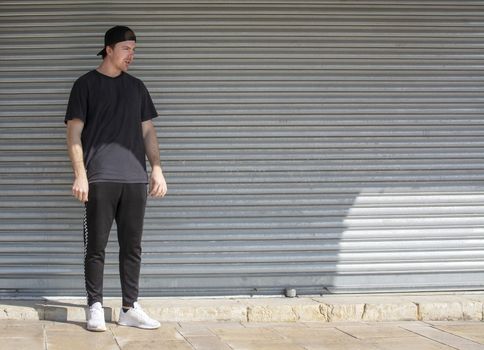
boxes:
[1,319,484,350]
[1,293,484,349]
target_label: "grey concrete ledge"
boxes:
[1,292,483,323]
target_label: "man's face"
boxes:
[107,40,136,72]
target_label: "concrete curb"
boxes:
[1,293,483,323]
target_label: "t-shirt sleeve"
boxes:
[140,82,158,122]
[64,78,88,124]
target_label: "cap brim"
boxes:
[97,48,106,56]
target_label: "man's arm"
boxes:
[66,119,89,202]
[142,120,167,197]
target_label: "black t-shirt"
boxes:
[65,70,158,183]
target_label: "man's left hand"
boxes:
[149,166,167,197]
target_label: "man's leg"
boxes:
[115,183,147,307]
[84,182,121,306]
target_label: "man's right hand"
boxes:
[67,119,88,203]
[72,176,89,202]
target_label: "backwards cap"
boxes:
[97,25,136,56]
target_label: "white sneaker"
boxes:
[118,302,160,329]
[87,302,106,332]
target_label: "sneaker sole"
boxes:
[87,325,107,332]
[117,321,160,330]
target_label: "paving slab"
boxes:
[117,339,193,350]
[272,326,356,343]
[0,322,44,338]
[0,337,45,350]
[222,339,306,350]
[303,321,363,328]
[364,336,456,350]
[417,322,484,345]
[244,321,310,328]
[0,319,46,350]
[185,336,234,350]
[336,323,417,339]
[199,321,246,329]
[401,323,484,350]
[211,326,283,341]
[111,323,185,341]
[302,341,379,350]
[45,329,119,350]
[177,322,214,337]
[2,318,484,350]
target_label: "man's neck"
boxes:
[96,61,122,78]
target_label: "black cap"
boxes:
[97,25,136,56]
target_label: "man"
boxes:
[65,25,167,331]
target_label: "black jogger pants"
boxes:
[83,182,147,307]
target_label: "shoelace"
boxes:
[90,306,103,319]
[132,305,152,322]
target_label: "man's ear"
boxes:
[106,44,115,57]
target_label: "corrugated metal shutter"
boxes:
[1,1,483,297]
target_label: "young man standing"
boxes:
[65,25,167,331]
